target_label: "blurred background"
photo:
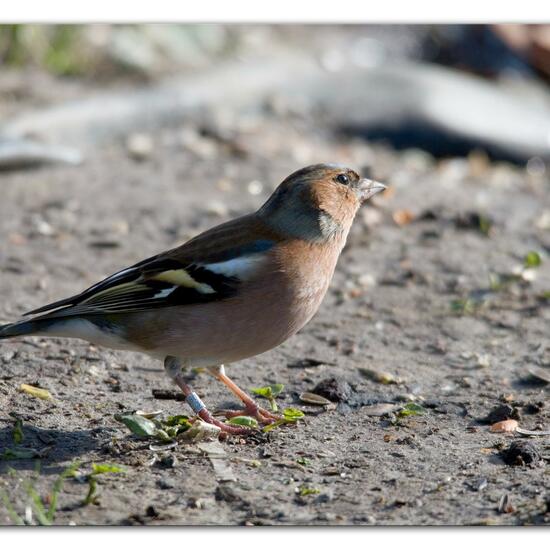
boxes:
[1,24,550,166]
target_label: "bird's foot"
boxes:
[206,365,281,425]
[195,407,254,436]
[219,402,281,425]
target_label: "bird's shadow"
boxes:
[0,424,112,474]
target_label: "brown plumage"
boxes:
[0,163,386,435]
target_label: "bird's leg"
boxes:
[163,356,252,435]
[206,365,280,424]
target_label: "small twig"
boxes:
[151,389,185,401]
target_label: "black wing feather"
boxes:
[25,257,238,319]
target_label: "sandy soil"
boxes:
[0,108,550,525]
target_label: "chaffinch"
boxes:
[1,164,385,434]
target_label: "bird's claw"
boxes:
[218,403,281,425]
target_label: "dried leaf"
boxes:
[392,209,415,226]
[359,368,399,385]
[363,403,401,416]
[181,419,220,442]
[299,392,332,406]
[19,384,52,400]
[480,447,495,455]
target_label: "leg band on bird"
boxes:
[186,391,206,414]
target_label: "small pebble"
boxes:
[312,377,352,403]
[484,404,520,424]
[159,455,178,468]
[247,180,263,196]
[126,133,153,161]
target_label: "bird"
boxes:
[0,164,386,435]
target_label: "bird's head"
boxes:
[258,163,386,242]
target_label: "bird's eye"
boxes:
[336,173,349,185]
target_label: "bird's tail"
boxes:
[0,319,53,340]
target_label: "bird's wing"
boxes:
[25,215,277,319]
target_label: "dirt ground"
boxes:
[1,88,550,525]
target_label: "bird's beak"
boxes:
[358,178,387,202]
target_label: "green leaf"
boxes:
[81,463,124,507]
[251,384,284,398]
[164,415,192,428]
[114,413,158,437]
[161,415,192,439]
[12,419,23,444]
[450,297,484,315]
[226,416,259,428]
[263,408,305,432]
[155,429,173,442]
[262,419,285,433]
[296,457,310,466]
[524,251,542,268]
[84,477,98,506]
[478,216,492,236]
[250,386,271,398]
[268,383,284,397]
[91,463,125,475]
[1,447,41,460]
[251,384,285,412]
[397,402,426,418]
[488,273,503,291]
[47,462,80,522]
[116,412,193,441]
[298,485,321,497]
[283,408,304,421]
